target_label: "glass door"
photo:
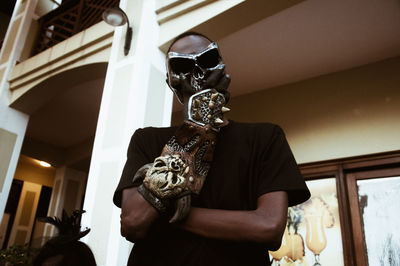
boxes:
[347,167,400,266]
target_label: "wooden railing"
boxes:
[33,0,119,55]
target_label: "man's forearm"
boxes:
[120,187,159,242]
[177,207,278,242]
[177,191,288,250]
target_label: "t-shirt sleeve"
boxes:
[256,125,310,206]
[113,129,154,208]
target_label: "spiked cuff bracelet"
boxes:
[137,184,170,214]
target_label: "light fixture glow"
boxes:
[105,13,124,26]
[102,7,132,56]
[39,161,51,167]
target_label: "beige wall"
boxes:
[173,56,400,164]
[0,129,17,192]
[13,156,55,188]
[227,56,400,163]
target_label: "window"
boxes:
[270,152,400,266]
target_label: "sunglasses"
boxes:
[167,42,221,75]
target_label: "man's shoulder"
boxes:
[135,126,176,134]
[220,121,285,146]
[228,120,283,134]
[133,126,177,140]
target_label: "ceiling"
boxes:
[23,78,104,171]
[217,0,400,97]
[26,78,104,148]
[22,0,400,170]
[173,0,400,108]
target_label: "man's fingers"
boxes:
[169,195,191,223]
[215,73,231,91]
[222,91,230,104]
[179,73,192,94]
[168,74,192,102]
[205,66,225,88]
[215,74,231,103]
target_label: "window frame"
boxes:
[299,151,400,266]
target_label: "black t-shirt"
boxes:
[113,121,310,266]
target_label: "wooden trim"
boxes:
[33,0,119,55]
[39,0,80,21]
[347,167,400,180]
[301,169,353,265]
[346,167,400,266]
[343,155,400,170]
[73,0,85,33]
[300,151,400,172]
[46,23,74,33]
[50,16,78,27]
[337,166,355,266]
[80,9,102,30]
[300,164,339,176]
[42,28,71,40]
[347,172,372,266]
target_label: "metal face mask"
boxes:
[167,42,224,103]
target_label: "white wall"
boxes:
[81,1,173,265]
[0,0,38,223]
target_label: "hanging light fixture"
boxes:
[102,7,132,56]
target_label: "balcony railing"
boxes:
[33,0,119,55]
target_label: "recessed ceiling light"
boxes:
[39,161,51,167]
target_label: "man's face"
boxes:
[166,35,225,104]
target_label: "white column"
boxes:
[0,0,38,222]
[81,0,173,265]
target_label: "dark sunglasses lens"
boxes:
[197,49,220,69]
[169,58,195,74]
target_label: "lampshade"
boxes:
[102,7,128,26]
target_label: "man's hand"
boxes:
[120,187,159,242]
[204,65,231,103]
[169,66,231,103]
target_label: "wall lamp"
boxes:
[102,7,132,56]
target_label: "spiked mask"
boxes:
[166,42,225,103]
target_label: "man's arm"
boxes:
[177,191,288,250]
[120,188,287,249]
[120,187,159,242]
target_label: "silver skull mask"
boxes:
[166,42,225,104]
[143,154,189,199]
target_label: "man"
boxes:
[113,32,310,266]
